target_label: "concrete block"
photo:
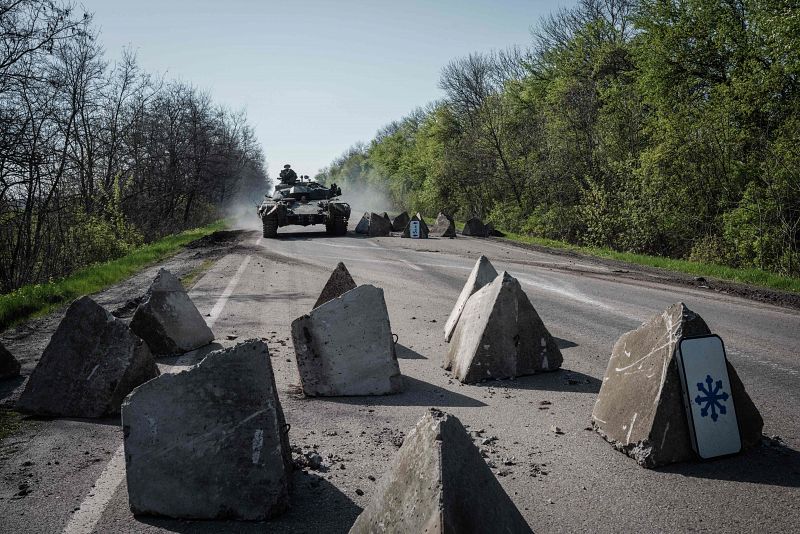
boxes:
[17,296,159,417]
[122,340,292,520]
[430,212,456,238]
[349,408,532,534]
[130,268,214,354]
[355,212,370,234]
[592,303,763,468]
[391,211,410,232]
[292,284,402,396]
[368,212,392,237]
[444,255,498,344]
[447,272,562,383]
[314,262,357,309]
[401,214,429,238]
[0,342,20,379]
[462,217,488,237]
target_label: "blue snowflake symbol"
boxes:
[695,375,729,422]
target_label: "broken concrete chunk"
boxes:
[391,211,410,232]
[462,217,488,237]
[447,272,562,382]
[349,408,532,534]
[592,303,763,468]
[401,214,429,239]
[0,341,21,379]
[368,212,392,237]
[444,255,498,344]
[130,268,214,354]
[122,340,291,520]
[429,212,457,238]
[355,212,370,234]
[17,296,159,417]
[292,284,402,396]
[314,262,357,309]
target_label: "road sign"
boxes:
[676,335,741,459]
[409,220,420,239]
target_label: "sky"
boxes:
[80,0,573,177]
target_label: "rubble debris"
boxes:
[368,212,392,237]
[592,302,763,468]
[444,255,498,344]
[17,296,159,417]
[391,211,410,232]
[0,341,21,379]
[313,262,357,309]
[447,272,563,383]
[401,214,429,239]
[130,268,214,354]
[349,409,532,534]
[462,217,489,237]
[292,284,402,396]
[355,212,370,234]
[429,212,457,238]
[122,340,291,520]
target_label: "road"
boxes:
[1,224,799,533]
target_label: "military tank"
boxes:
[258,177,350,238]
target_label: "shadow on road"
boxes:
[659,440,800,488]
[553,336,579,349]
[395,344,426,359]
[136,470,361,533]
[470,368,601,393]
[309,375,486,408]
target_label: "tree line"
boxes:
[0,1,269,293]
[318,0,800,277]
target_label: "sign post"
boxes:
[676,335,741,459]
[409,220,420,239]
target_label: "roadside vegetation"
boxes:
[0,221,224,330]
[0,2,269,296]
[319,0,800,283]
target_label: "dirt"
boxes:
[491,237,800,311]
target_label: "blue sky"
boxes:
[81,1,572,177]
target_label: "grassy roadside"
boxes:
[0,221,226,330]
[452,221,800,293]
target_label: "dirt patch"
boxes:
[184,229,246,249]
[491,237,800,312]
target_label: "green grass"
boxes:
[0,408,22,441]
[498,229,800,293]
[0,221,226,330]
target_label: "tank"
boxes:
[257,178,351,238]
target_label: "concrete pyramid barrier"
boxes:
[382,212,391,224]
[391,211,410,232]
[122,340,292,520]
[355,212,370,234]
[447,272,562,382]
[292,284,402,396]
[368,212,392,237]
[592,303,763,468]
[401,214,429,238]
[429,212,456,238]
[314,262,357,309]
[462,217,488,237]
[130,268,214,355]
[0,342,20,379]
[17,296,159,417]
[349,408,532,534]
[444,255,498,344]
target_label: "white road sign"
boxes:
[409,220,420,239]
[676,335,741,459]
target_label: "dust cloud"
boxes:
[338,183,395,216]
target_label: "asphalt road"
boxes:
[1,224,799,533]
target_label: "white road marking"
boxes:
[62,250,255,534]
[400,259,423,272]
